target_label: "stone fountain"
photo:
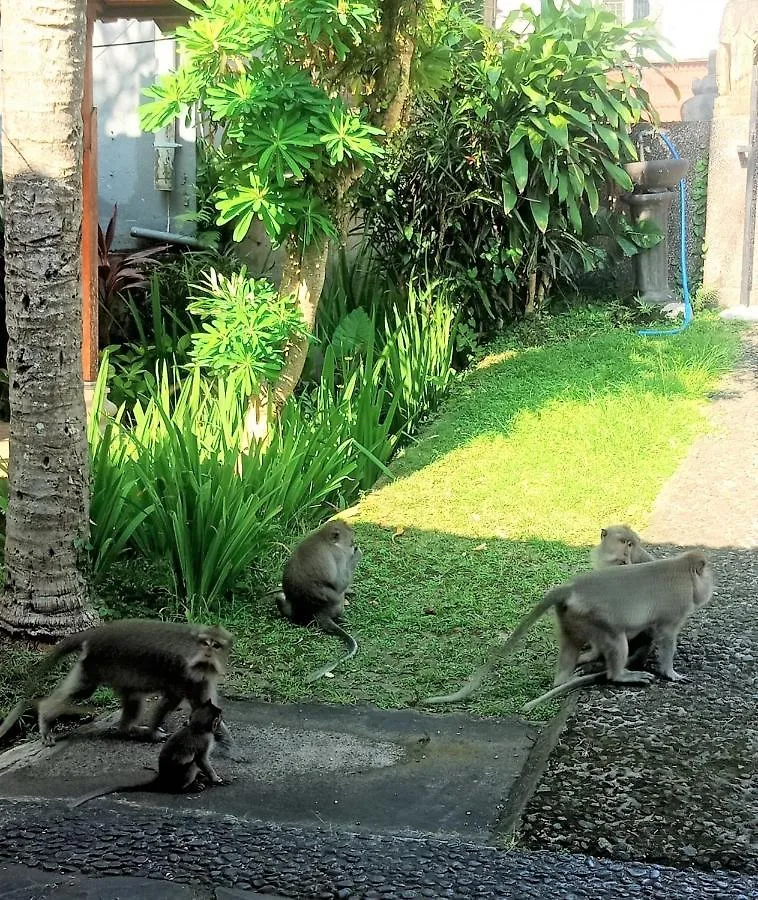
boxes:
[622,155,690,306]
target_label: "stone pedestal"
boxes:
[626,191,678,305]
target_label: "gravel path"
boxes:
[520,328,758,874]
[0,800,756,899]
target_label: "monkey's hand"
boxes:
[41,733,56,748]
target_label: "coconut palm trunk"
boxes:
[0,0,98,636]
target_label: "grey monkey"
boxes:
[69,699,226,808]
[275,519,362,681]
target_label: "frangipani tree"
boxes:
[141,0,463,426]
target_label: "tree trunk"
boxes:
[0,0,98,637]
[244,237,329,441]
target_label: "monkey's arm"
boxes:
[196,750,223,784]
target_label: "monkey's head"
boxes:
[600,525,640,564]
[190,625,234,674]
[191,700,224,734]
[325,520,356,552]
[683,550,708,575]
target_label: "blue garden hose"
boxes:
[637,130,694,337]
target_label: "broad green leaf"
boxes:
[501,178,518,214]
[530,196,550,233]
[510,141,529,193]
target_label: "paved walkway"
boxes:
[520,328,758,874]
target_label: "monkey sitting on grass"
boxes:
[273,519,362,682]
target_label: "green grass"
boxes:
[0,307,742,728]
[218,308,741,719]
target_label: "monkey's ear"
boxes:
[694,557,706,575]
[600,528,607,539]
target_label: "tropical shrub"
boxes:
[187,267,308,399]
[139,0,467,412]
[360,0,668,329]
[89,269,458,612]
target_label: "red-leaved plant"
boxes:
[98,204,168,346]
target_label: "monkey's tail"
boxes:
[68,777,158,809]
[521,672,604,714]
[305,615,358,682]
[422,586,570,705]
[0,633,87,742]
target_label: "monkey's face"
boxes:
[603,527,638,564]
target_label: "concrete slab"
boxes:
[0,699,537,842]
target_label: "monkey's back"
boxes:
[78,620,208,692]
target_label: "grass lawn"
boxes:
[223,308,741,719]
[0,307,743,730]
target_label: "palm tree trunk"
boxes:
[0,0,98,637]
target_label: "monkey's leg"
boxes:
[144,692,181,741]
[626,630,654,670]
[553,636,582,686]
[213,720,244,760]
[37,662,96,747]
[576,644,602,666]
[115,692,167,742]
[602,633,656,685]
[653,627,687,681]
[275,593,292,619]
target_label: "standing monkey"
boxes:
[584,524,657,671]
[275,519,362,681]
[424,551,713,707]
[69,700,226,808]
[0,620,237,753]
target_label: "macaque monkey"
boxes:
[590,524,655,568]
[524,527,657,712]
[583,524,657,670]
[424,550,713,707]
[0,620,237,753]
[275,519,362,682]
[69,700,226,808]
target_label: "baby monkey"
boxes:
[69,700,226,808]
[275,519,362,682]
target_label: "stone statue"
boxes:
[681,50,719,121]
[715,0,758,115]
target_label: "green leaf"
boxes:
[594,123,620,156]
[501,178,518,214]
[530,196,550,233]
[510,141,529,193]
[601,157,634,191]
[585,178,599,216]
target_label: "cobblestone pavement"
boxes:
[0,800,756,899]
[519,330,758,874]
